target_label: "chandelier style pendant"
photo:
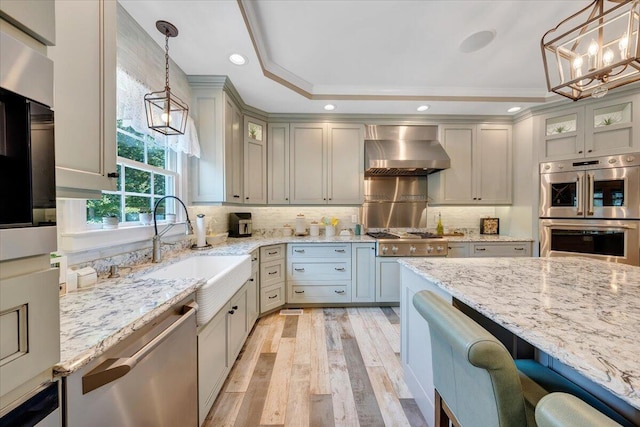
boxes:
[145,20,189,135]
[541,0,640,101]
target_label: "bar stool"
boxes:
[412,291,622,427]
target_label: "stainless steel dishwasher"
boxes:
[63,296,198,426]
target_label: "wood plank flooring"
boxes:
[204,307,427,427]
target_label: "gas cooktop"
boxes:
[366,232,448,256]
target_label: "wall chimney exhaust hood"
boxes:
[364,125,450,176]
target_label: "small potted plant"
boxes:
[102,213,119,229]
[139,209,153,225]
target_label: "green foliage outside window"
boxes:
[86,121,176,224]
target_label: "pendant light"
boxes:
[541,0,640,101]
[144,20,188,135]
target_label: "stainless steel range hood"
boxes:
[364,125,450,176]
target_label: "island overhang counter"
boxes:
[398,256,640,427]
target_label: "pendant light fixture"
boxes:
[541,0,640,101]
[144,20,188,135]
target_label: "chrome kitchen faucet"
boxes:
[152,196,194,263]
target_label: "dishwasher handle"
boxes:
[82,301,198,394]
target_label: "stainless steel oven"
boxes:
[539,154,640,220]
[540,219,639,266]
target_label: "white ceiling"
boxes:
[119,0,589,116]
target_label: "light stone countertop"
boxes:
[55,233,532,376]
[444,234,533,243]
[398,256,640,410]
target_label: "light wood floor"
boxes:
[204,307,428,427]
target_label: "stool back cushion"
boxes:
[413,291,528,427]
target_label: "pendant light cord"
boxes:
[164,31,170,92]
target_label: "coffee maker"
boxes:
[229,212,252,237]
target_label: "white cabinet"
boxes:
[429,124,512,205]
[272,122,364,205]
[287,243,351,303]
[224,96,243,202]
[260,244,285,314]
[267,123,290,204]
[198,307,227,424]
[352,243,376,302]
[538,93,640,161]
[375,258,400,303]
[243,117,267,204]
[446,242,469,258]
[247,250,259,327]
[198,280,254,425]
[470,242,531,257]
[51,0,117,196]
[0,0,56,45]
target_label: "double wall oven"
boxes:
[539,153,640,266]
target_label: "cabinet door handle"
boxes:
[514,247,524,251]
[268,270,278,275]
[228,310,235,315]
[107,172,119,178]
[294,290,305,294]
[294,249,305,253]
[294,268,305,272]
[578,150,583,154]
[246,197,249,200]
[448,246,452,250]
[268,251,278,255]
[232,305,238,310]
[334,290,345,294]
[334,249,346,253]
[268,294,278,299]
[476,248,486,251]
[334,267,346,271]
[285,198,289,201]
[233,195,240,198]
[249,278,254,281]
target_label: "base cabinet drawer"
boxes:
[261,244,285,262]
[261,283,285,313]
[289,283,351,303]
[471,242,531,257]
[261,259,285,287]
[289,244,351,258]
[289,261,350,280]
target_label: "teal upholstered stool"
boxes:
[412,291,622,427]
[536,393,621,427]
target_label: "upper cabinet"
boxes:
[0,0,56,45]
[190,79,264,204]
[50,0,117,196]
[429,124,512,205]
[244,117,267,204]
[272,122,364,205]
[539,93,640,161]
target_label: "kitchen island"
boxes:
[399,256,640,426]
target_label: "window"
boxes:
[86,121,178,224]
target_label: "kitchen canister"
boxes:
[295,214,306,235]
[325,224,336,237]
[196,214,207,247]
[282,225,293,236]
[310,222,320,236]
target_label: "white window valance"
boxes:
[117,68,201,158]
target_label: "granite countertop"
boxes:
[56,232,532,376]
[398,256,640,410]
[56,234,375,376]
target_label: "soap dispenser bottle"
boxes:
[436,213,444,236]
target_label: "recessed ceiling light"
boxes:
[507,106,522,113]
[324,104,336,111]
[417,105,430,112]
[459,30,496,53]
[229,53,247,65]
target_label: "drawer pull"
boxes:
[268,294,278,299]
[294,290,305,294]
[334,290,345,294]
[252,257,258,261]
[476,248,486,251]
[268,271,278,275]
[334,249,346,253]
[268,251,278,255]
[294,249,305,253]
[514,247,524,251]
[294,268,305,272]
[334,267,346,271]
